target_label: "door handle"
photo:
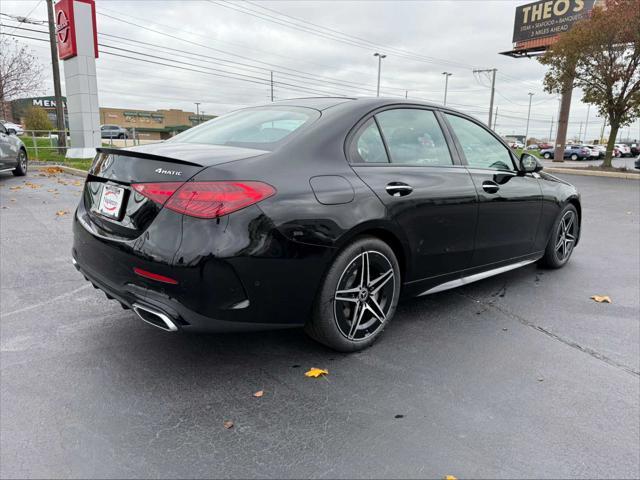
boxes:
[385,182,413,197]
[482,180,500,194]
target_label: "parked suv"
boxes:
[540,145,591,160]
[100,124,129,139]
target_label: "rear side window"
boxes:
[376,109,453,166]
[445,114,515,171]
[170,106,319,150]
[351,118,389,163]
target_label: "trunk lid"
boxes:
[82,144,267,239]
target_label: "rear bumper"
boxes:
[72,201,334,332]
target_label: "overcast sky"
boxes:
[2,0,639,141]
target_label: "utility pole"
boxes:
[47,0,66,154]
[600,117,606,144]
[493,107,498,132]
[549,115,554,143]
[584,104,591,143]
[473,68,497,129]
[270,71,274,102]
[373,53,386,97]
[194,102,201,124]
[524,92,534,146]
[442,72,452,106]
[405,90,408,99]
[578,121,583,143]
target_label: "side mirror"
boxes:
[520,153,543,173]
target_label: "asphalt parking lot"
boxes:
[1,169,638,479]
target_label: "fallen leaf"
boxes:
[55,210,70,217]
[40,166,64,175]
[223,420,234,429]
[47,189,58,193]
[9,186,21,191]
[444,476,458,480]
[253,390,264,398]
[537,377,544,382]
[10,198,16,202]
[24,182,41,189]
[590,295,612,303]
[394,414,404,419]
[72,181,83,186]
[305,367,328,378]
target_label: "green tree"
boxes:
[24,106,53,134]
[539,1,640,167]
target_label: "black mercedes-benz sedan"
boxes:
[72,97,581,351]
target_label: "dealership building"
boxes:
[8,96,215,140]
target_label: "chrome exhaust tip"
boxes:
[132,304,179,332]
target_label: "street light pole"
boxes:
[373,53,386,97]
[194,102,201,124]
[525,92,534,147]
[442,72,452,106]
[584,104,590,143]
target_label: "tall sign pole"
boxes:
[500,0,597,163]
[46,0,66,153]
[54,0,100,158]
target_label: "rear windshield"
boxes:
[169,106,319,150]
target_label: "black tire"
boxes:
[543,152,551,159]
[539,204,579,269]
[118,133,125,139]
[305,236,401,352]
[12,149,27,177]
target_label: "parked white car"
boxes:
[615,144,631,157]
[0,120,24,136]
[582,144,601,159]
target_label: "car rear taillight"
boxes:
[131,181,276,219]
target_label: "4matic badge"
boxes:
[155,167,182,176]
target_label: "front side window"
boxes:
[445,114,514,171]
[170,106,320,150]
[375,109,453,166]
[0,124,6,134]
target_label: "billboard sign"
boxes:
[512,0,596,43]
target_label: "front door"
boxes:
[442,113,543,267]
[349,107,478,284]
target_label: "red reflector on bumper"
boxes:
[133,267,178,285]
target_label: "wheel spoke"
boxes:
[368,269,393,294]
[566,233,576,241]
[555,236,564,251]
[366,297,386,323]
[360,252,370,288]
[347,301,365,339]
[335,287,360,303]
[565,214,574,233]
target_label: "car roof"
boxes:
[271,96,444,112]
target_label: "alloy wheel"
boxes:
[19,151,27,171]
[333,250,396,341]
[555,210,577,262]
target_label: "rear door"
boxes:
[442,112,542,267]
[349,107,478,284]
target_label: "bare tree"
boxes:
[0,37,43,120]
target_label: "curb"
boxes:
[545,167,640,180]
[32,164,87,178]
